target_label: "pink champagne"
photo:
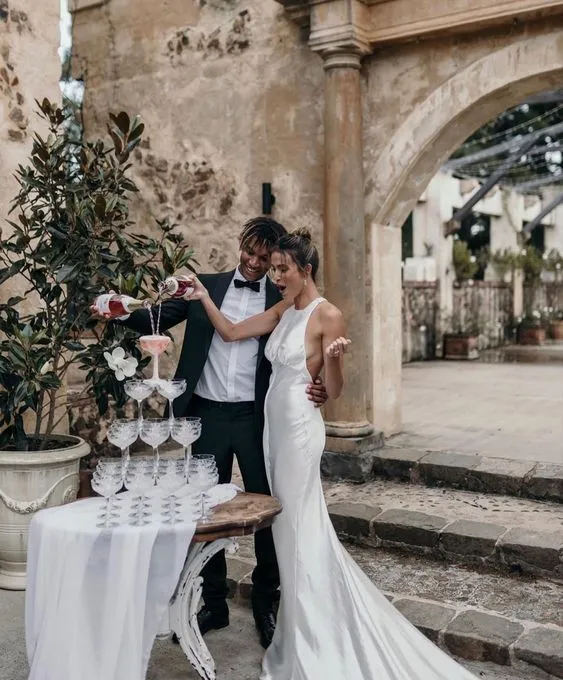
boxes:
[162,275,194,299]
[93,293,146,319]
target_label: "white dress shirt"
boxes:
[193,268,267,402]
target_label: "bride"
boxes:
[187,228,478,679]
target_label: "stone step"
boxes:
[323,479,563,580]
[226,541,563,679]
[365,443,563,503]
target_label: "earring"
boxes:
[303,278,307,289]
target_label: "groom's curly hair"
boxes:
[239,217,287,252]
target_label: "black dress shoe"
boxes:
[171,607,229,644]
[254,611,276,649]
[197,606,230,635]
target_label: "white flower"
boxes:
[103,347,138,381]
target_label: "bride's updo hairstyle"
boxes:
[274,227,320,281]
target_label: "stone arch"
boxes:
[365,31,563,230]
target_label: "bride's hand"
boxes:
[326,337,351,358]
[183,276,208,301]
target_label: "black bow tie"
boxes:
[234,279,260,293]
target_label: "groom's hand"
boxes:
[307,378,328,408]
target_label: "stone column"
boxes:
[370,222,402,435]
[321,49,374,446]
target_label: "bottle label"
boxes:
[96,294,113,315]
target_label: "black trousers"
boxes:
[187,395,280,616]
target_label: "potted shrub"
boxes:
[489,248,517,283]
[443,300,482,360]
[444,241,481,359]
[517,311,547,345]
[0,99,195,589]
[543,249,563,339]
[517,247,547,346]
[549,310,563,340]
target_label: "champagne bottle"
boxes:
[93,293,147,319]
[161,275,194,299]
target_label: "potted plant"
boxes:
[517,247,546,346]
[516,310,547,345]
[549,310,563,340]
[452,239,478,283]
[443,299,482,360]
[0,99,195,589]
[443,241,481,359]
[489,248,516,283]
[543,249,563,339]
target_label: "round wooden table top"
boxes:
[193,492,282,542]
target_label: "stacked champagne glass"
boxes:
[92,282,220,528]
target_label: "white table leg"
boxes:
[168,537,237,680]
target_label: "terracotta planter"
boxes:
[518,326,546,346]
[0,434,90,590]
[549,320,563,340]
[443,334,479,360]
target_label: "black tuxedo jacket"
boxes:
[122,269,282,437]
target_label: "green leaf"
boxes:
[56,263,78,283]
[64,340,87,351]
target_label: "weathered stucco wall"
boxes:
[71,0,325,277]
[0,0,61,237]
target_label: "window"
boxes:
[525,222,545,253]
[402,213,413,261]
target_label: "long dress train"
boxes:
[260,297,478,680]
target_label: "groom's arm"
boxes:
[307,378,328,408]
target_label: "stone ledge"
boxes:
[393,598,457,643]
[371,509,448,548]
[440,519,507,558]
[526,463,563,503]
[326,505,562,578]
[321,450,378,483]
[444,610,524,665]
[497,528,563,577]
[327,502,382,538]
[373,447,562,503]
[513,626,563,677]
[418,451,481,488]
[225,555,563,678]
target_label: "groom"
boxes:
[113,217,327,648]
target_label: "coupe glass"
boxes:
[124,380,154,425]
[170,417,202,480]
[140,418,170,472]
[139,335,171,384]
[188,454,217,474]
[189,464,219,522]
[92,466,123,528]
[156,380,187,425]
[106,419,139,473]
[124,459,155,526]
[157,458,186,524]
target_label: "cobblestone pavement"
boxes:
[1,590,557,680]
[323,478,563,532]
[398,361,563,464]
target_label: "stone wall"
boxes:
[0,0,61,253]
[71,0,324,280]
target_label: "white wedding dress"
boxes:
[260,297,478,680]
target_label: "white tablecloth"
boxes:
[25,484,239,680]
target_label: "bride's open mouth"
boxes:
[277,284,287,296]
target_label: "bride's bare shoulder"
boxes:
[318,300,344,325]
